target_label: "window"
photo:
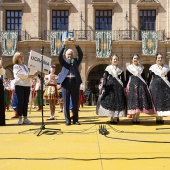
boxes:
[139,10,156,30]
[95,10,112,30]
[52,10,69,30]
[6,10,22,31]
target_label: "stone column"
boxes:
[47,6,51,41]
[0,7,4,31]
[167,0,170,37]
[29,0,40,39]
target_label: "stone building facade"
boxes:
[0,0,170,96]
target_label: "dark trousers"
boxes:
[62,78,80,123]
[0,80,5,125]
[15,85,30,117]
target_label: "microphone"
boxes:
[71,59,74,65]
[41,46,44,54]
[38,74,42,80]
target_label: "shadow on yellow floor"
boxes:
[1,106,170,170]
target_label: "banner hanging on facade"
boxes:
[50,31,63,56]
[96,31,112,58]
[1,31,18,56]
[142,31,158,56]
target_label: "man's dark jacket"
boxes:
[57,45,83,84]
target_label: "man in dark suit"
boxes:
[58,38,83,125]
[0,57,5,125]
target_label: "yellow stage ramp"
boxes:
[1,106,170,170]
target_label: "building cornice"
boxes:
[0,0,25,8]
[136,0,161,9]
[91,0,117,9]
[48,0,72,9]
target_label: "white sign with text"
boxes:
[28,50,51,74]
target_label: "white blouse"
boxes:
[13,64,31,87]
[44,74,58,85]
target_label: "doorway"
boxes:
[143,64,151,78]
[87,64,107,105]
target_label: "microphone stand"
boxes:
[36,46,61,136]
[19,46,61,136]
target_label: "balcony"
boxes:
[0,30,31,42]
[43,30,92,41]
[43,29,166,41]
[112,30,165,41]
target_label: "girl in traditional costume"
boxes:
[4,78,11,111]
[79,83,85,108]
[97,55,126,124]
[147,53,170,124]
[31,78,37,109]
[44,65,58,120]
[126,54,155,123]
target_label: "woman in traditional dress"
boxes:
[44,65,58,120]
[31,78,37,109]
[126,54,155,123]
[147,53,170,124]
[97,55,126,124]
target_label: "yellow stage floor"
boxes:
[1,105,170,170]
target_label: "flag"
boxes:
[50,31,63,56]
[1,31,18,56]
[96,31,112,58]
[142,31,158,56]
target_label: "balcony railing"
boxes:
[43,30,92,41]
[0,30,165,42]
[44,29,166,41]
[0,30,31,42]
[112,30,166,41]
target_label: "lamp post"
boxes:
[80,11,83,38]
[124,11,130,39]
[125,11,128,30]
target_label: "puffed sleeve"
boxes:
[35,82,40,91]
[13,65,29,80]
[44,75,49,85]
